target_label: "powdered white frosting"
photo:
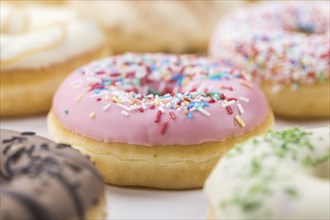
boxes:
[204,127,330,219]
[1,4,104,70]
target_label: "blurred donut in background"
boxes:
[68,0,244,54]
[2,0,64,5]
[0,3,106,117]
[209,1,330,119]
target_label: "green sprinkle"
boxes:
[198,91,207,97]
[147,87,161,96]
[241,200,262,212]
[220,127,328,217]
[133,78,141,86]
[284,187,299,199]
[317,72,325,83]
[251,158,262,175]
[249,183,270,194]
[303,150,330,166]
[64,109,69,114]
[252,138,259,144]
[209,91,221,100]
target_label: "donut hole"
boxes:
[144,80,176,96]
[290,22,328,35]
[294,23,317,35]
[280,5,329,35]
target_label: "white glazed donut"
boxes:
[0,3,106,116]
[204,127,330,219]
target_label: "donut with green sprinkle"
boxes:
[205,127,330,219]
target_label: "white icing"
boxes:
[204,127,330,219]
[68,1,243,52]
[1,4,104,70]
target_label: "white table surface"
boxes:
[1,115,329,219]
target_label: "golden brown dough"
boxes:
[48,110,273,189]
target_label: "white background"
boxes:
[1,116,328,219]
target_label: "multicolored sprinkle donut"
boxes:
[209,1,330,118]
[48,53,273,189]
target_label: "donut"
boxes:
[0,3,105,117]
[204,127,330,219]
[209,1,330,118]
[68,1,244,53]
[0,129,106,220]
[47,53,273,189]
[3,0,64,5]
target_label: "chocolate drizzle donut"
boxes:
[0,129,105,220]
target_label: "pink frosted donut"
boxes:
[48,53,273,189]
[209,1,330,118]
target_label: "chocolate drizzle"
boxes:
[1,189,55,220]
[20,132,36,136]
[0,129,104,220]
[47,171,84,220]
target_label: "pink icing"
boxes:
[52,53,270,146]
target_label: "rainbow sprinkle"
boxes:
[210,2,329,89]
[75,93,83,102]
[89,112,96,119]
[235,115,246,128]
[69,53,252,135]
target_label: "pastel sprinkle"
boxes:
[237,103,245,114]
[64,109,69,114]
[222,100,236,107]
[198,108,211,116]
[69,53,253,134]
[159,106,166,113]
[235,115,246,128]
[239,97,250,103]
[89,112,96,118]
[116,103,131,112]
[121,110,129,117]
[112,96,122,104]
[102,103,112,111]
[72,84,81,89]
[130,105,142,111]
[240,79,253,88]
[210,3,329,87]
[75,93,83,102]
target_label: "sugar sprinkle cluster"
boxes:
[68,53,252,134]
[222,127,329,216]
[211,2,329,90]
